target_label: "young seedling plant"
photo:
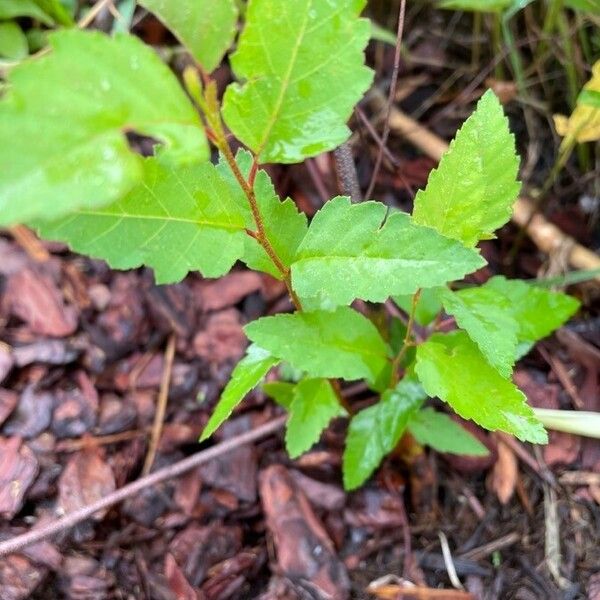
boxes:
[0,0,580,490]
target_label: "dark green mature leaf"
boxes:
[37,158,248,284]
[139,0,238,71]
[439,286,518,377]
[286,378,345,458]
[413,90,520,247]
[222,0,373,163]
[0,0,54,24]
[200,345,279,441]
[224,151,308,278]
[291,197,485,307]
[407,408,489,455]
[343,378,426,489]
[484,276,580,348]
[245,307,390,382]
[0,22,28,60]
[415,331,547,443]
[0,30,207,225]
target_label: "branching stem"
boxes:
[390,289,421,386]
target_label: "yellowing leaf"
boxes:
[554,60,600,143]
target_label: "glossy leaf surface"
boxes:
[0,30,206,225]
[291,197,485,307]
[413,90,520,247]
[245,307,390,382]
[222,0,372,163]
[415,331,547,443]
[343,379,426,489]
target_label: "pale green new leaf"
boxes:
[415,331,547,443]
[407,408,489,455]
[222,0,373,163]
[413,90,521,247]
[291,197,485,307]
[439,286,519,377]
[245,307,390,382]
[36,158,248,284]
[0,22,28,60]
[139,0,238,71]
[0,30,207,225]
[222,151,308,278]
[0,0,54,24]
[286,378,346,458]
[343,378,426,490]
[200,345,279,441]
[484,276,580,349]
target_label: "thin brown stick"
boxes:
[9,225,50,262]
[0,416,287,557]
[364,0,407,200]
[142,334,176,475]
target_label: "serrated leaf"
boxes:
[394,288,443,327]
[139,0,238,71]
[413,90,521,247]
[222,0,373,163]
[223,151,308,278]
[554,60,600,143]
[407,408,490,455]
[0,0,54,24]
[200,345,278,441]
[484,276,580,347]
[0,22,28,60]
[36,158,248,284]
[0,30,207,225]
[262,381,295,409]
[439,286,519,377]
[286,378,345,458]
[415,331,547,443]
[291,197,485,307]
[245,307,390,382]
[343,378,426,490]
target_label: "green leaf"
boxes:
[0,21,28,60]
[415,331,547,443]
[33,0,74,25]
[245,307,390,382]
[407,408,489,455]
[394,288,443,327]
[262,381,295,409]
[138,0,238,71]
[0,0,54,24]
[200,345,279,441]
[291,197,485,307]
[224,151,308,278]
[36,158,249,284]
[413,90,520,247]
[286,378,345,458]
[0,30,207,225]
[484,276,580,348]
[564,0,600,13]
[343,378,426,490]
[439,287,518,377]
[222,0,373,163]
[438,0,512,11]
